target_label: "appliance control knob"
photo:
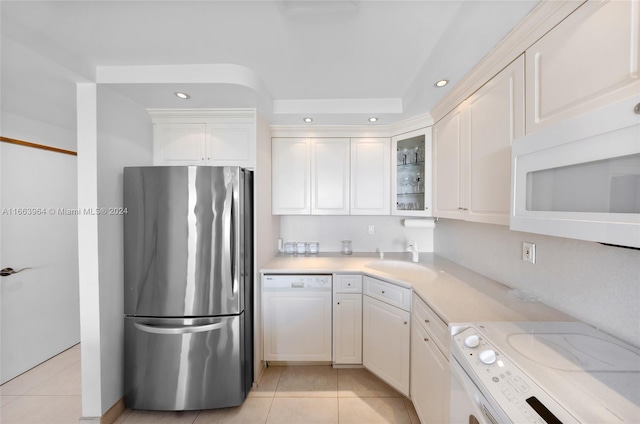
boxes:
[479,350,497,365]
[464,334,480,348]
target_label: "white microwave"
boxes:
[511,95,640,248]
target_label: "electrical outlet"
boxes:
[522,242,536,264]
[368,224,375,235]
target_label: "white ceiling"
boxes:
[1,0,538,127]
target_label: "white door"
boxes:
[0,142,80,383]
[311,138,350,215]
[350,138,390,215]
[362,295,410,396]
[410,316,449,424]
[333,293,362,365]
[272,138,311,215]
[153,123,207,165]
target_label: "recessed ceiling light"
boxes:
[303,117,313,123]
[434,79,449,88]
[368,117,378,122]
[175,92,190,99]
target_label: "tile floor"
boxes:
[1,348,421,424]
[0,344,82,424]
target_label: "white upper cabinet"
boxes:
[311,138,350,215]
[433,108,464,220]
[350,138,391,215]
[153,123,207,166]
[391,128,433,217]
[272,138,311,215]
[272,137,390,215]
[525,0,640,134]
[434,55,525,225]
[150,109,256,168]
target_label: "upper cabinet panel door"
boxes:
[311,138,350,215]
[526,0,640,134]
[207,123,255,167]
[272,138,311,215]
[350,138,391,215]
[467,55,525,225]
[391,128,433,217]
[433,108,464,219]
[153,123,207,166]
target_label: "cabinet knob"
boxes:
[381,290,385,294]
[635,103,640,114]
[425,319,430,324]
[404,321,407,325]
[337,302,340,305]
[424,337,429,342]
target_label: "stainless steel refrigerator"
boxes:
[123,166,253,411]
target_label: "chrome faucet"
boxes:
[407,241,419,263]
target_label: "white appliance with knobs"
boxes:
[450,322,640,423]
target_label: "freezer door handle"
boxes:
[134,321,225,335]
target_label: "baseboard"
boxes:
[101,397,126,424]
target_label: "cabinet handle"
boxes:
[425,319,430,324]
[424,337,429,342]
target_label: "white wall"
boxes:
[77,84,153,419]
[434,219,640,347]
[280,216,434,253]
[254,113,279,378]
[96,85,153,413]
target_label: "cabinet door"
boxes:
[207,123,255,167]
[526,0,640,134]
[311,138,350,215]
[410,316,449,424]
[153,123,207,166]
[362,295,410,396]
[272,138,311,215]
[433,108,464,219]
[333,293,363,365]
[391,128,433,217]
[466,55,524,225]
[350,138,391,215]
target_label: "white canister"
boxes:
[296,242,307,255]
[341,240,352,255]
[308,241,319,254]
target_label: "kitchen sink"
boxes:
[364,260,437,283]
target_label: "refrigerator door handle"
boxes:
[134,321,225,335]
[223,178,236,296]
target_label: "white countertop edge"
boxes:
[260,252,574,325]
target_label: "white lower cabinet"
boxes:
[410,297,450,424]
[362,291,410,396]
[333,274,363,365]
[333,293,363,365]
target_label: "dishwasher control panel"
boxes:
[263,275,332,290]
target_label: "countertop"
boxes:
[260,252,573,325]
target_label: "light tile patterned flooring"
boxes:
[0,344,82,424]
[1,348,421,424]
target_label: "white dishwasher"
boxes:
[263,275,332,362]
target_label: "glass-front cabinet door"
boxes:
[391,128,432,216]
